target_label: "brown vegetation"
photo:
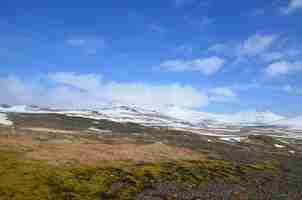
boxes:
[0,133,205,165]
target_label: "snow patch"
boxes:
[220,137,245,143]
[87,127,112,133]
[0,113,13,126]
[274,144,285,148]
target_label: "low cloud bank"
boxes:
[0,72,215,110]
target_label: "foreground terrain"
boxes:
[0,111,302,199]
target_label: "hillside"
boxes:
[0,105,302,199]
[0,108,302,200]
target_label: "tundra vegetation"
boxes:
[0,113,302,200]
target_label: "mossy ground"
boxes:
[0,149,282,200]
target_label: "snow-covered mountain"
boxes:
[0,105,48,113]
[272,116,302,130]
[68,105,196,129]
[158,106,285,126]
[215,111,285,126]
[1,104,300,131]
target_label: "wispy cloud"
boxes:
[265,60,302,77]
[207,33,302,80]
[208,33,279,59]
[66,37,105,55]
[48,72,102,90]
[283,84,302,95]
[238,34,278,57]
[281,0,302,14]
[208,87,238,103]
[261,48,301,62]
[158,57,225,75]
[0,76,34,105]
[230,82,261,91]
[261,52,284,62]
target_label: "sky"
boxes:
[0,0,302,116]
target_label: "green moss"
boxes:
[0,150,283,200]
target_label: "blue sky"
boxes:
[0,0,302,116]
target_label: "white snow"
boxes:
[0,105,287,128]
[0,113,13,126]
[159,106,285,127]
[1,104,301,139]
[273,116,302,130]
[87,127,112,133]
[159,106,219,124]
[217,111,285,125]
[0,105,51,114]
[220,137,245,142]
[274,144,285,148]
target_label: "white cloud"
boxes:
[208,34,279,60]
[43,86,106,109]
[261,52,284,62]
[282,84,302,95]
[0,73,209,110]
[231,82,261,91]
[238,34,278,56]
[209,87,237,102]
[48,72,102,91]
[265,60,302,77]
[159,57,225,75]
[261,48,300,62]
[281,0,302,14]
[0,76,34,105]
[210,87,237,98]
[101,82,208,109]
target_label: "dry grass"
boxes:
[0,133,205,165]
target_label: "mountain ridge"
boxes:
[0,104,298,129]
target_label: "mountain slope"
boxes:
[216,111,285,125]
[0,104,295,130]
[273,116,302,129]
[160,107,285,126]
